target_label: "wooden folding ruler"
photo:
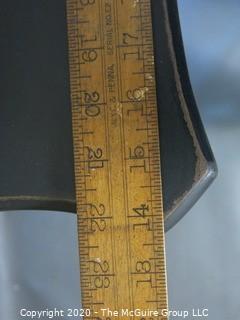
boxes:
[67,0,168,318]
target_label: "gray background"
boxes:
[167,0,240,318]
[0,1,240,319]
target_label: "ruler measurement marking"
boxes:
[141,0,168,313]
[138,0,159,312]
[115,0,138,314]
[67,0,91,307]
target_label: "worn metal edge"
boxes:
[163,0,218,231]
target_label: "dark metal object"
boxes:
[0,0,217,230]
